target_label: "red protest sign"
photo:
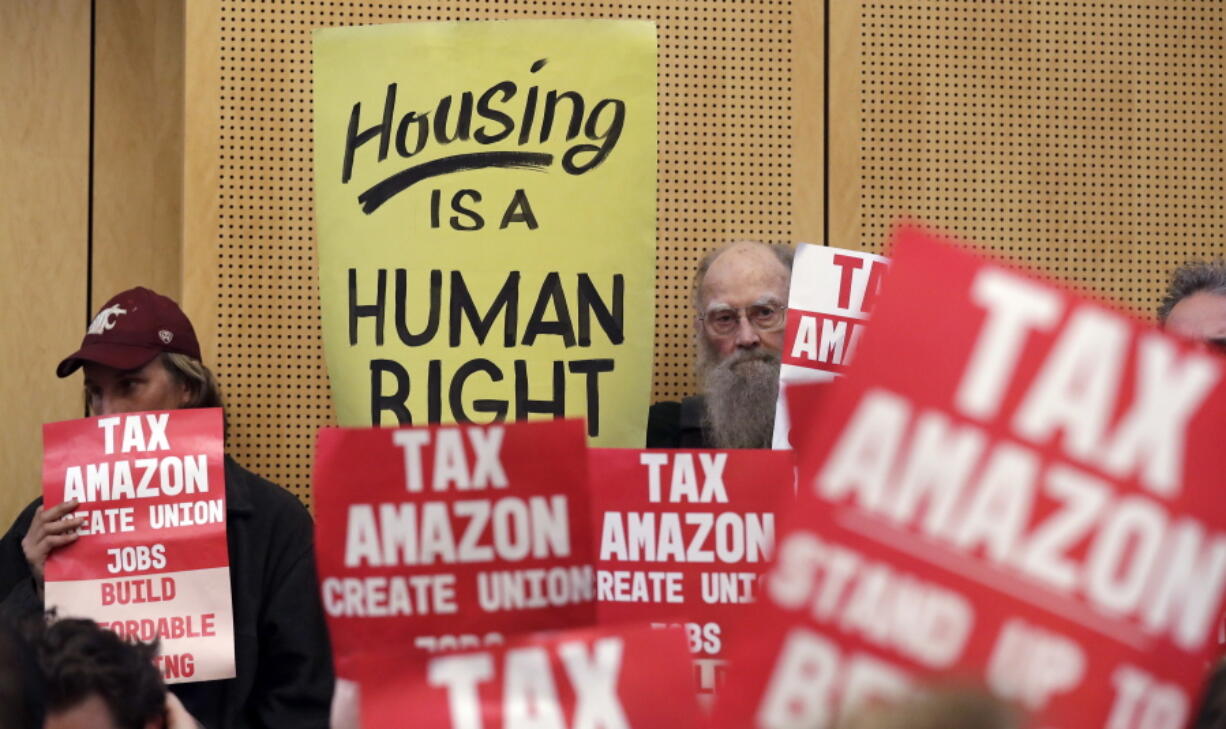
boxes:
[42,408,233,683]
[589,448,794,704]
[313,419,595,677]
[359,623,703,729]
[717,226,1226,729]
[773,244,889,448]
[779,244,888,376]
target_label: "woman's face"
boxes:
[83,358,191,416]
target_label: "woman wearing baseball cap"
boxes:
[0,287,334,729]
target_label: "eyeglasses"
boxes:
[699,304,788,336]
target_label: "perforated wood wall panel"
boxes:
[830,1,1226,317]
[211,0,799,504]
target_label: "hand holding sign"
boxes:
[21,499,83,586]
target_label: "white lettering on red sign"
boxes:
[769,532,972,669]
[755,628,910,729]
[598,511,773,563]
[98,413,172,455]
[986,618,1084,710]
[393,426,509,493]
[1105,665,1189,729]
[638,452,728,503]
[343,496,570,567]
[789,315,866,368]
[817,388,1226,651]
[62,415,209,504]
[427,638,629,729]
[957,267,1219,497]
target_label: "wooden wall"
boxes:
[0,0,183,528]
[828,1,1226,316]
[0,0,91,527]
[92,0,184,307]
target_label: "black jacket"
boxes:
[645,395,712,448]
[0,457,334,729]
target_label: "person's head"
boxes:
[694,241,794,359]
[38,618,165,729]
[1158,260,1226,351]
[692,241,794,449]
[56,288,223,416]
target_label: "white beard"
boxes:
[697,342,781,449]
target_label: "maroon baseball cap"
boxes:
[56,287,202,378]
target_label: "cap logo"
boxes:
[87,305,128,336]
[159,330,174,344]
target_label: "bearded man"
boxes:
[647,240,794,448]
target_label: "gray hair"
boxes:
[1158,260,1226,323]
[160,352,224,410]
[692,241,795,308]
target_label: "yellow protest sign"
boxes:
[313,20,657,446]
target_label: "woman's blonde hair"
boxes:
[159,353,224,410]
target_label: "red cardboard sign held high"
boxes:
[772,243,889,449]
[43,408,234,683]
[359,623,703,729]
[589,448,795,703]
[313,419,595,678]
[716,226,1226,729]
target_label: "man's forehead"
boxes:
[1166,291,1226,341]
[700,245,789,301]
[704,294,784,312]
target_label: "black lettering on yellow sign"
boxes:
[341,59,627,214]
[350,268,622,436]
[428,189,539,231]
